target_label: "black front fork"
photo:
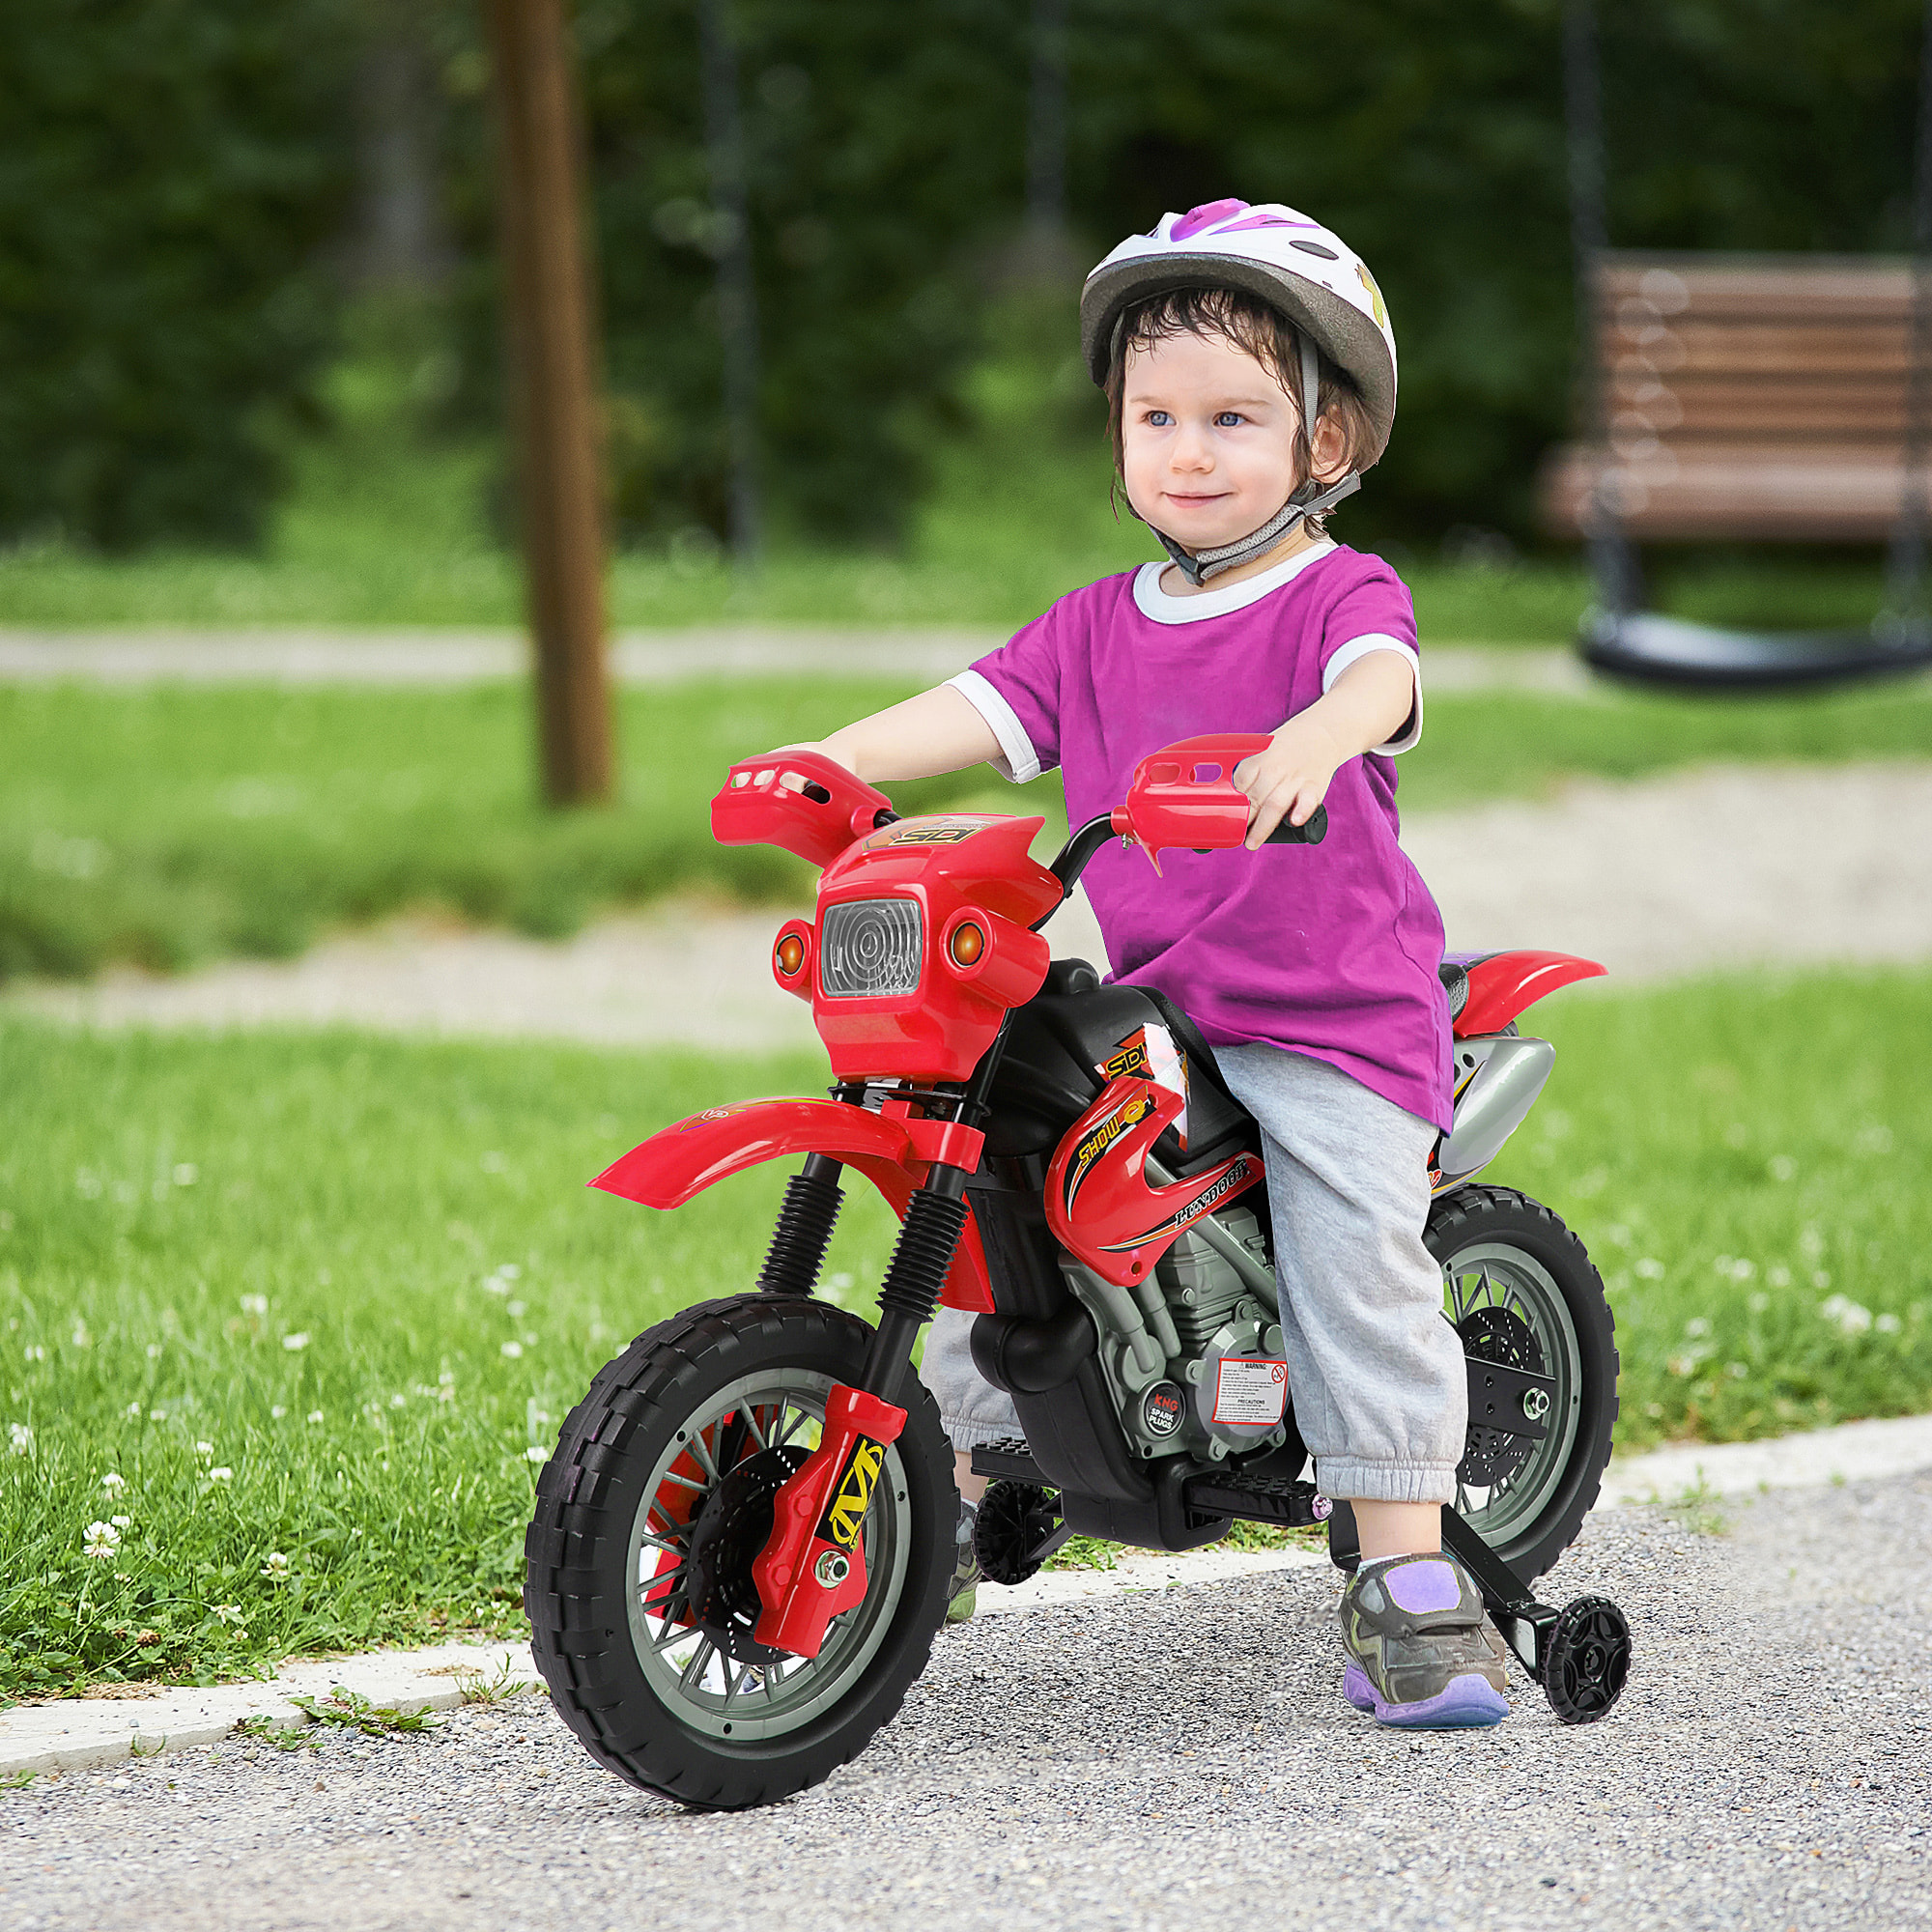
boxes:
[755,1020,1014,1407]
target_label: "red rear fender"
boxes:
[591,1097,994,1313]
[1455,951,1606,1037]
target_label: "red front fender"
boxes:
[591,1097,994,1313]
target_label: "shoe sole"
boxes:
[1343,1662,1508,1729]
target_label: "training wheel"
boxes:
[1542,1594,1631,1723]
[974,1480,1061,1586]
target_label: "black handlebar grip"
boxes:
[1264,803,1328,846]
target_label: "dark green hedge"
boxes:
[0,0,357,551]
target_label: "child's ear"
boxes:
[1309,411,1353,484]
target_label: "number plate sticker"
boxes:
[1210,1357,1289,1427]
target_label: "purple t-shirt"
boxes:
[950,540,1453,1132]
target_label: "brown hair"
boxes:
[1103,285,1375,533]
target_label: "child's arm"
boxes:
[773,685,1003,784]
[1232,651,1416,849]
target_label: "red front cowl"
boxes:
[811,813,1062,1083]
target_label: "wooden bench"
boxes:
[1542,251,1931,543]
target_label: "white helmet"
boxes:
[1080,199,1399,468]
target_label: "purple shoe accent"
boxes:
[1341,1662,1507,1730]
[1172,198,1249,240]
[1383,1559,1462,1615]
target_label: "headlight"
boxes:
[819,898,923,999]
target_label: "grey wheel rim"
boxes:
[1441,1240,1584,1548]
[622,1367,913,1744]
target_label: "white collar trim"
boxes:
[1132,538,1339,625]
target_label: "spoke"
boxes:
[1446,1267,1470,1323]
[638,1561,688,1595]
[685,1431,722,1484]
[656,1470,706,1492]
[649,1621,700,1656]
[773,1406,811,1447]
[637,1526,690,1558]
[736,1403,771,1451]
[720,1662,750,1708]
[679,1635,718,1692]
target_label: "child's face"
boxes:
[1119,328,1335,552]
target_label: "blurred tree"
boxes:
[0,0,359,550]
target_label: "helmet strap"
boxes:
[1151,470,1362,586]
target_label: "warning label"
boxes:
[1210,1357,1289,1427]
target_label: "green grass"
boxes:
[2,964,1927,1697]
[4,676,1929,983]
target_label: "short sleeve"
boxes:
[1318,568,1423,754]
[945,604,1065,782]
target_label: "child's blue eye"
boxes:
[1214,412,1245,428]
[1147,411,1172,427]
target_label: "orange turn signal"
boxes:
[948,921,985,967]
[775,932,806,977]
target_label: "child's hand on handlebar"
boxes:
[1233,715,1348,849]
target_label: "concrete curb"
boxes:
[5,1410,1927,1780]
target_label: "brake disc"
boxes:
[1457,1304,1546,1488]
[682,1443,810,1665]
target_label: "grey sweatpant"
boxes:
[923,1042,1464,1505]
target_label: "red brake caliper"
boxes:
[752,1382,907,1660]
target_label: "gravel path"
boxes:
[11,760,1930,1052]
[2,1474,1926,1931]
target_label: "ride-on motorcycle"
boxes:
[526,737,1633,1809]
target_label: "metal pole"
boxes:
[487,0,615,806]
[1026,0,1068,242]
[696,0,762,568]
[1561,0,1634,617]
[1885,0,1932,632]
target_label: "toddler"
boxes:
[781,200,1507,1729]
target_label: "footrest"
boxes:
[1183,1468,1331,1528]
[968,1437,1046,1485]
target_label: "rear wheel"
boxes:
[1429,1185,1619,1580]
[526,1295,953,1809]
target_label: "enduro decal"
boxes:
[1096,1152,1261,1253]
[865,820,982,848]
[1211,1357,1289,1427]
[816,1435,887,1549]
[1095,1023,1190,1151]
[1062,1090,1158,1215]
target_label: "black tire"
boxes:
[1426,1184,1619,1581]
[525,1294,953,1810]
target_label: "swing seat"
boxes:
[1544,253,1932,689]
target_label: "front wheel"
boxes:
[525,1295,954,1809]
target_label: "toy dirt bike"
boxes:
[526,738,1633,1809]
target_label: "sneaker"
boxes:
[946,1497,980,1625]
[1338,1549,1510,1729]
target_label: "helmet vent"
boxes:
[1291,240,1339,260]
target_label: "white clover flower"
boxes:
[240,1294,268,1318]
[172,1163,198,1186]
[1768,1265,1791,1289]
[307,1410,325,1425]
[24,1345,46,1363]
[526,1446,547,1463]
[1819,1293,1873,1336]
[1876,1313,1902,1335]
[149,1407,166,1422]
[83,1520,122,1560]
[389,1393,406,1409]
[506,1299,526,1319]
[8,1422,33,1456]
[282,1332,310,1352]
[110,1514,131,1529]
[195,1441,214,1459]
[270,1405,287,1420]
[438,1370,455,1386]
[100,1471,128,1495]
[500,1341,524,1359]
[260,1551,291,1581]
[213,1604,243,1624]
[1768,1155,1797,1182]
[146,1345,161,1360]
[125,1401,143,1419]
[208,1466,234,1484]
[1685,1317,1710,1339]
